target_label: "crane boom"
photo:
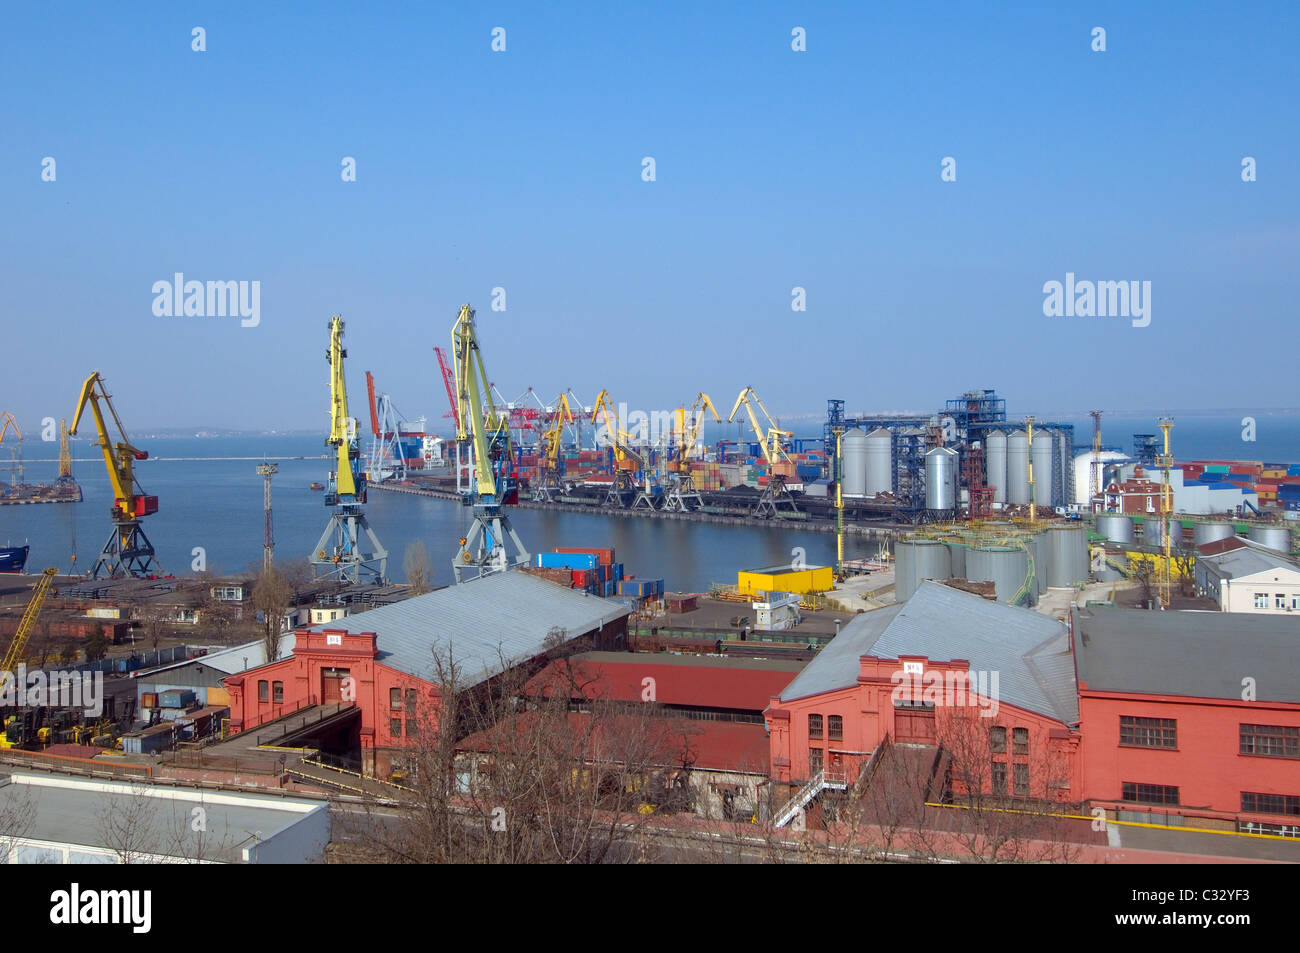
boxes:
[69,372,156,521]
[727,387,791,466]
[326,317,359,498]
[1,568,57,673]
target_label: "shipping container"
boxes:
[160,689,196,709]
[553,547,614,567]
[537,552,599,570]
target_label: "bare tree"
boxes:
[0,779,37,862]
[96,780,162,863]
[403,542,432,595]
[252,566,293,665]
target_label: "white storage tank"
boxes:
[1248,525,1293,554]
[895,539,952,602]
[840,428,868,497]
[1095,513,1136,544]
[925,447,959,511]
[1031,429,1055,508]
[1006,430,1029,504]
[985,430,1007,504]
[865,428,892,496]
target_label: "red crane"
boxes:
[434,346,460,430]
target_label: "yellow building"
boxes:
[737,564,834,596]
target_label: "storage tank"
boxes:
[967,545,1030,604]
[1248,525,1293,553]
[1095,513,1136,544]
[925,447,958,511]
[1006,430,1029,504]
[1047,524,1090,587]
[1193,521,1236,546]
[1031,430,1055,508]
[1056,430,1071,508]
[1026,533,1048,597]
[945,541,968,579]
[895,539,952,602]
[985,430,1007,504]
[864,428,892,496]
[840,428,867,496]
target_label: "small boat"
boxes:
[0,544,30,573]
[309,482,326,491]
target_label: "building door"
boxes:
[893,701,937,745]
[322,668,350,705]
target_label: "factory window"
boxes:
[1013,763,1030,798]
[272,681,283,704]
[390,718,402,737]
[1012,727,1029,755]
[1277,594,1288,609]
[828,715,843,741]
[808,714,823,740]
[1119,716,1177,749]
[258,680,268,703]
[1121,782,1180,806]
[1239,820,1300,838]
[1241,724,1300,758]
[405,688,418,715]
[390,688,402,710]
[211,586,243,601]
[1242,792,1300,816]
[991,762,1007,795]
[809,747,823,776]
[1255,593,1268,609]
[990,726,1007,753]
[406,719,418,737]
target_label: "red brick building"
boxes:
[1073,604,1300,836]
[224,572,630,776]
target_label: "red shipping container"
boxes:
[554,546,614,567]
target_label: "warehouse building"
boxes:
[1195,545,1300,613]
[765,582,1081,817]
[224,572,630,776]
[0,772,328,863]
[1074,605,1300,835]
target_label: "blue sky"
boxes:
[2,1,1296,433]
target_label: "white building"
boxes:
[1197,546,1300,614]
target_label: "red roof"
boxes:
[526,654,800,712]
[1198,536,1247,557]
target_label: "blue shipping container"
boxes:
[537,552,599,570]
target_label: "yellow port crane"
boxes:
[451,304,528,580]
[662,392,722,512]
[591,390,651,507]
[728,387,799,518]
[1,568,58,673]
[311,316,388,583]
[57,417,74,483]
[69,373,161,577]
[0,412,22,484]
[532,393,575,502]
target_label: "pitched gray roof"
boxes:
[1073,605,1300,703]
[1199,547,1297,581]
[780,582,1077,723]
[310,571,630,686]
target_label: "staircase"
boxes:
[773,769,848,828]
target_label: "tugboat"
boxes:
[0,544,30,573]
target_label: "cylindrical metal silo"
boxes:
[865,428,892,496]
[946,541,967,579]
[1144,518,1171,548]
[967,545,1030,604]
[1249,525,1293,553]
[1031,429,1055,508]
[894,539,952,602]
[840,428,867,497]
[925,446,958,511]
[1056,430,1071,509]
[1047,524,1089,587]
[1027,533,1048,597]
[985,430,1007,504]
[1095,513,1136,544]
[1193,521,1236,546]
[1006,430,1029,504]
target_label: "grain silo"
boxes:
[925,447,958,512]
[864,428,892,496]
[840,428,867,497]
[1006,430,1029,504]
[985,430,1007,504]
[895,539,952,602]
[1031,429,1055,508]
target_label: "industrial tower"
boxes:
[311,317,388,584]
[69,373,161,578]
[450,304,529,582]
[256,462,277,572]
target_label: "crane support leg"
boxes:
[91,522,159,579]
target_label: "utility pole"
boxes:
[256,462,277,572]
[1156,417,1175,609]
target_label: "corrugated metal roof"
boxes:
[1074,605,1300,703]
[310,572,630,686]
[1199,547,1297,581]
[780,582,1076,723]
[136,634,296,679]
